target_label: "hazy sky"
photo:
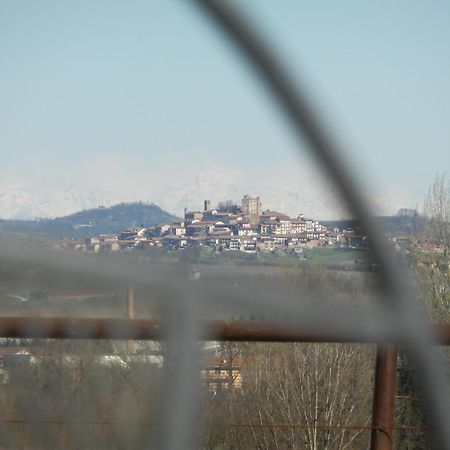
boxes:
[1,0,449,216]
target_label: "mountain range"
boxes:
[0,187,110,220]
[0,169,418,223]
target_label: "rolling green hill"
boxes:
[0,202,178,239]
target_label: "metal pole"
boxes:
[371,344,398,450]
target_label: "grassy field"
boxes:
[161,246,372,268]
[0,246,375,320]
[302,247,370,264]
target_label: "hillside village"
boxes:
[79,195,366,254]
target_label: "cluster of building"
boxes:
[0,342,242,393]
[80,195,366,254]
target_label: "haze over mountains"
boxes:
[0,186,109,220]
[0,167,417,221]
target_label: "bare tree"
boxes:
[395,174,450,449]
[225,342,374,450]
[417,173,450,322]
[423,173,450,247]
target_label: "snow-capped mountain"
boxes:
[154,169,350,219]
[0,186,113,220]
[154,168,415,220]
[0,168,416,221]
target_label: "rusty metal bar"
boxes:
[0,317,449,344]
[370,344,398,450]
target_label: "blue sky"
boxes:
[0,1,449,216]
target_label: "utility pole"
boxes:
[127,284,134,353]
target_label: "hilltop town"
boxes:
[79,195,365,254]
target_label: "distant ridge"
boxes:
[322,214,424,235]
[0,202,178,239]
